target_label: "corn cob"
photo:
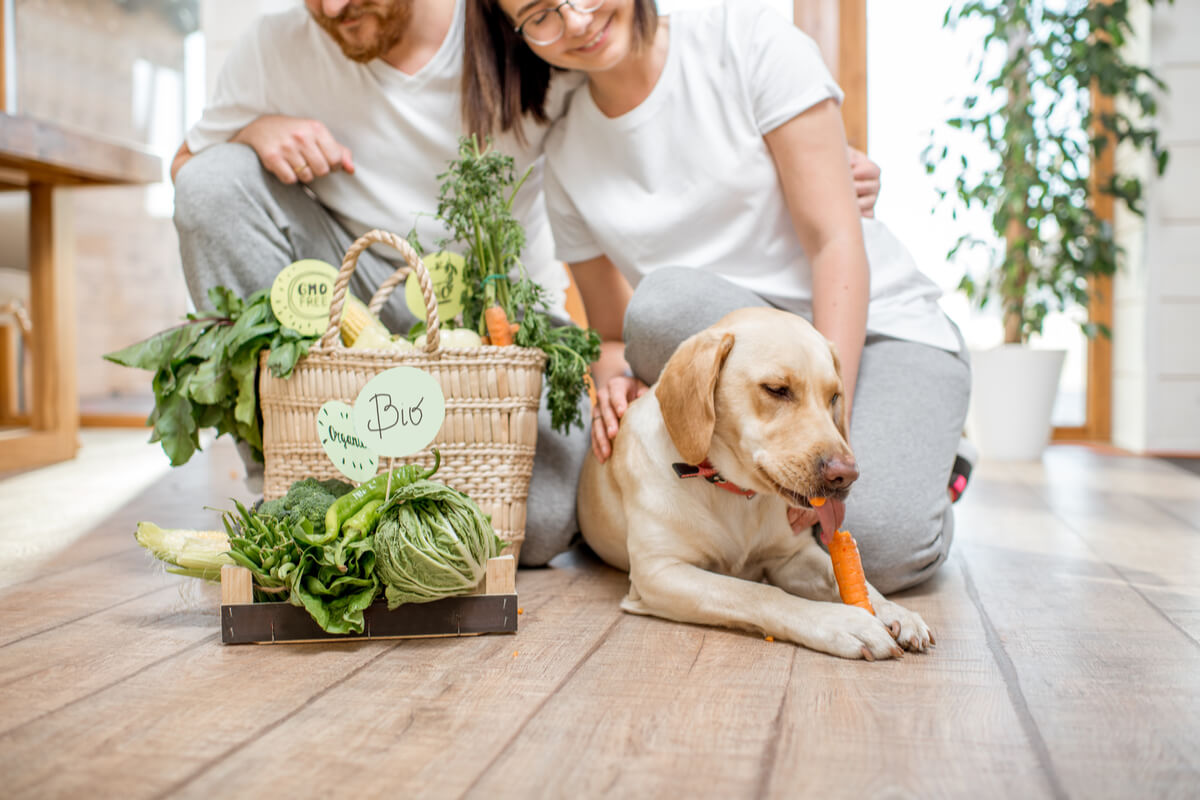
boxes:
[134,521,234,581]
[340,295,391,347]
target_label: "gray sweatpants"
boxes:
[173,143,587,566]
[623,268,971,594]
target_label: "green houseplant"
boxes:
[925,0,1173,457]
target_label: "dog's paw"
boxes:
[873,599,934,652]
[799,604,905,661]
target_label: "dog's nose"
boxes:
[821,456,859,490]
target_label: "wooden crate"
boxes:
[219,555,517,645]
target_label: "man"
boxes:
[170,0,882,566]
[172,0,570,332]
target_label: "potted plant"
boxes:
[925,0,1173,460]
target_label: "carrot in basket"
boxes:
[485,304,515,346]
[810,496,874,614]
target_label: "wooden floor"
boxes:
[1,437,1198,799]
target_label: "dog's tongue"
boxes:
[814,498,846,547]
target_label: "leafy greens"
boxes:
[223,496,379,635]
[414,136,601,434]
[104,286,317,466]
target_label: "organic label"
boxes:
[317,401,379,482]
[406,251,466,323]
[270,259,339,336]
[352,367,446,457]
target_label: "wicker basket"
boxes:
[258,229,547,559]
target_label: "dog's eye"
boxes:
[762,384,791,399]
[830,392,840,408]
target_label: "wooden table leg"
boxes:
[0,322,18,423]
[0,182,78,469]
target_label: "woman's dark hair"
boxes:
[463,0,659,145]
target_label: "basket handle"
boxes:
[321,229,441,352]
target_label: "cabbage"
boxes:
[373,480,504,608]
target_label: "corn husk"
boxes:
[135,521,234,580]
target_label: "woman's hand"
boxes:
[232,115,355,184]
[568,255,642,463]
[847,146,881,218]
[591,374,649,463]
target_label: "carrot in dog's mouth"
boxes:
[768,482,847,533]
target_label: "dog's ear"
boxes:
[656,329,736,464]
[827,340,849,439]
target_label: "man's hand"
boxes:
[591,374,649,463]
[232,115,355,184]
[847,146,881,218]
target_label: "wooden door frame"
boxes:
[793,0,867,151]
[1,0,11,112]
[1053,58,1115,443]
[792,0,1111,444]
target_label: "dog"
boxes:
[578,307,932,660]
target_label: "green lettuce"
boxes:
[374,480,503,608]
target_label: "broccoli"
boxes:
[313,477,355,497]
[257,497,287,518]
[257,477,354,533]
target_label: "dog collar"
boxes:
[672,460,757,498]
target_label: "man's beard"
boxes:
[312,1,413,62]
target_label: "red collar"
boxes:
[672,460,757,498]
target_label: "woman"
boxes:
[464,0,971,593]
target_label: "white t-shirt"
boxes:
[186,0,572,316]
[543,0,961,352]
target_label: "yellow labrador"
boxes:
[578,308,932,660]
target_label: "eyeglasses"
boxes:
[514,0,604,47]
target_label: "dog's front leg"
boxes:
[765,536,934,653]
[763,534,840,602]
[625,554,903,660]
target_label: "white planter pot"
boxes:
[966,345,1066,462]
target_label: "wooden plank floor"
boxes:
[1,436,1198,798]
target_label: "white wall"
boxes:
[1113,0,1200,455]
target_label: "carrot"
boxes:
[828,528,874,614]
[809,496,872,613]
[484,304,514,346]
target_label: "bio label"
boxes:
[352,367,446,457]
